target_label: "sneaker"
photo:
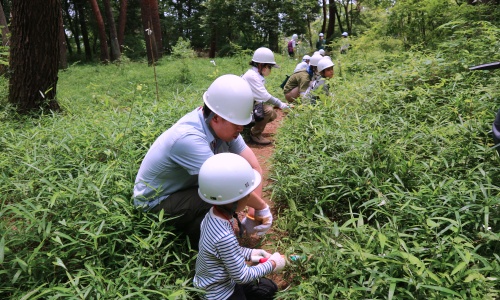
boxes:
[250,133,272,145]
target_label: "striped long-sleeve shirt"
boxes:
[193,208,274,300]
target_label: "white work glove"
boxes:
[269,252,286,273]
[241,215,259,235]
[250,249,272,263]
[279,102,290,110]
[254,205,273,236]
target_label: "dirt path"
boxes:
[238,109,290,289]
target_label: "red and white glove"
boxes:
[250,249,272,263]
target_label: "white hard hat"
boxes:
[203,75,254,125]
[313,51,320,56]
[319,33,324,37]
[252,47,279,67]
[292,34,298,40]
[198,153,261,205]
[342,32,348,36]
[302,55,311,61]
[309,53,323,67]
[318,49,325,56]
[317,57,335,73]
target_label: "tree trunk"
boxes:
[326,1,337,40]
[209,27,216,58]
[63,0,80,54]
[0,1,10,46]
[150,0,163,58]
[59,6,68,69]
[307,15,313,48]
[88,0,110,63]
[321,0,327,35]
[140,0,158,65]
[103,0,120,61]
[9,0,61,113]
[75,0,92,61]
[117,0,127,53]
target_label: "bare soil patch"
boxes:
[237,109,291,289]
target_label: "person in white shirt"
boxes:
[133,75,273,249]
[194,153,286,300]
[242,47,290,145]
[294,54,310,72]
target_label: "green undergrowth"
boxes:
[0,55,296,299]
[271,21,500,299]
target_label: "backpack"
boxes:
[287,40,293,52]
[280,75,290,89]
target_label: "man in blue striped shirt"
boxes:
[194,153,286,299]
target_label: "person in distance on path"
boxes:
[242,47,291,145]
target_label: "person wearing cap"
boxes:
[283,53,323,102]
[287,34,298,57]
[293,54,310,72]
[193,153,286,300]
[242,47,290,145]
[316,32,326,51]
[132,75,273,248]
[340,32,349,54]
[304,57,334,104]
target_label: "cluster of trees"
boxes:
[1,0,499,114]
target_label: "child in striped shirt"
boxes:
[193,153,286,300]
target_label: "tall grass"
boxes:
[271,20,500,299]
[2,18,500,298]
[0,54,297,299]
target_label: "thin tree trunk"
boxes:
[63,0,80,54]
[326,0,337,39]
[88,0,110,63]
[321,0,327,35]
[150,0,163,58]
[140,0,158,65]
[307,15,313,48]
[59,6,68,69]
[117,0,127,53]
[76,0,92,61]
[0,1,10,46]
[9,0,60,113]
[103,0,120,61]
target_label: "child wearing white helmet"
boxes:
[283,53,323,102]
[293,54,310,72]
[194,153,286,300]
[304,57,334,104]
[242,47,290,145]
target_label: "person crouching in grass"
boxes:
[305,56,334,104]
[193,153,286,300]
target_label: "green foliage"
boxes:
[271,11,500,299]
[171,38,196,60]
[0,56,295,299]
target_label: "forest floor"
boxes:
[237,109,291,290]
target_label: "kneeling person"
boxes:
[194,153,286,300]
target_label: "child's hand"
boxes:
[269,252,286,273]
[241,215,259,235]
[251,249,272,259]
[254,205,273,236]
